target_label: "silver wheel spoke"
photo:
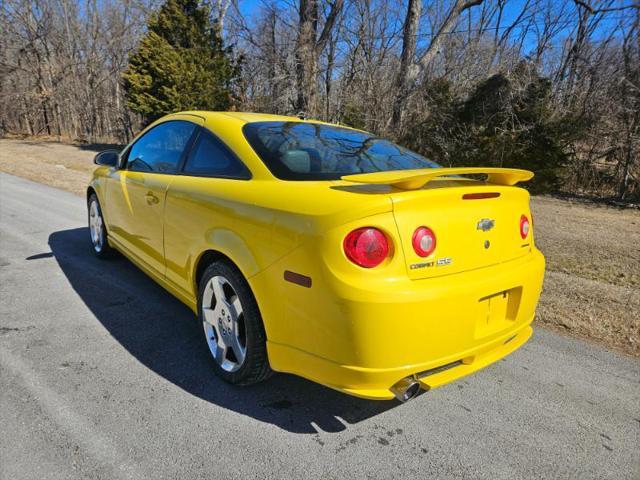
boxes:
[213,322,225,348]
[231,296,243,318]
[211,277,230,309]
[202,306,217,326]
[214,342,227,365]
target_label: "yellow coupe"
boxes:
[88,112,545,401]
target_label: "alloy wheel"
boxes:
[202,275,247,372]
[89,200,104,252]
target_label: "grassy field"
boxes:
[1,138,638,356]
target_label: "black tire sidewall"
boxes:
[197,260,270,385]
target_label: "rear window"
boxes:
[243,121,440,180]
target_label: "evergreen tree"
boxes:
[123,0,241,122]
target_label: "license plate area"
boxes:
[476,287,521,337]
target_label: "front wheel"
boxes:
[198,261,272,385]
[88,193,114,259]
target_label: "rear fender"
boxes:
[251,209,406,363]
[191,228,261,299]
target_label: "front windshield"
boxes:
[243,121,441,180]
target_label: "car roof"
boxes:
[173,111,303,125]
[167,111,369,133]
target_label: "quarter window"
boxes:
[183,130,250,178]
[127,121,196,173]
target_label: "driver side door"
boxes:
[105,119,200,278]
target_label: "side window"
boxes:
[127,121,196,173]
[183,130,250,179]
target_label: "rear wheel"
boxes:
[88,193,114,259]
[198,261,272,385]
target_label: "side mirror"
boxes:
[94,150,119,167]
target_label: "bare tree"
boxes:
[295,0,343,117]
[0,0,153,143]
[391,0,485,129]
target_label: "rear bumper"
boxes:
[268,322,533,400]
[264,248,545,400]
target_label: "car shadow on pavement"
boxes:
[48,228,398,434]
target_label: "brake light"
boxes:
[462,192,500,200]
[412,226,436,257]
[520,215,530,239]
[343,227,389,268]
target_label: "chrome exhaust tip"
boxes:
[390,376,421,403]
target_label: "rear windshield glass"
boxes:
[243,121,441,180]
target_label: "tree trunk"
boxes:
[296,0,319,116]
[391,0,421,129]
[295,0,343,117]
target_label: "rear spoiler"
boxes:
[341,167,534,190]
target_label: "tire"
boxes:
[88,193,114,259]
[198,260,272,385]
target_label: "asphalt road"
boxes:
[0,172,638,480]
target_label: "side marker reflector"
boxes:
[284,270,312,288]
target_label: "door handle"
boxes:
[145,191,159,205]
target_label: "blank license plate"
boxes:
[476,290,511,336]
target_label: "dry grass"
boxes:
[531,196,640,355]
[0,138,110,196]
[1,138,639,355]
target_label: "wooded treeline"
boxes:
[1,0,638,200]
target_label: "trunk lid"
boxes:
[390,180,533,279]
[340,168,535,280]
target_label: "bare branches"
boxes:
[316,0,343,53]
[0,0,152,142]
[573,0,640,15]
[391,0,486,130]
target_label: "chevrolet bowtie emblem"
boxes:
[477,218,495,232]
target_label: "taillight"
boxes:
[520,215,530,239]
[412,226,436,257]
[343,227,389,268]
